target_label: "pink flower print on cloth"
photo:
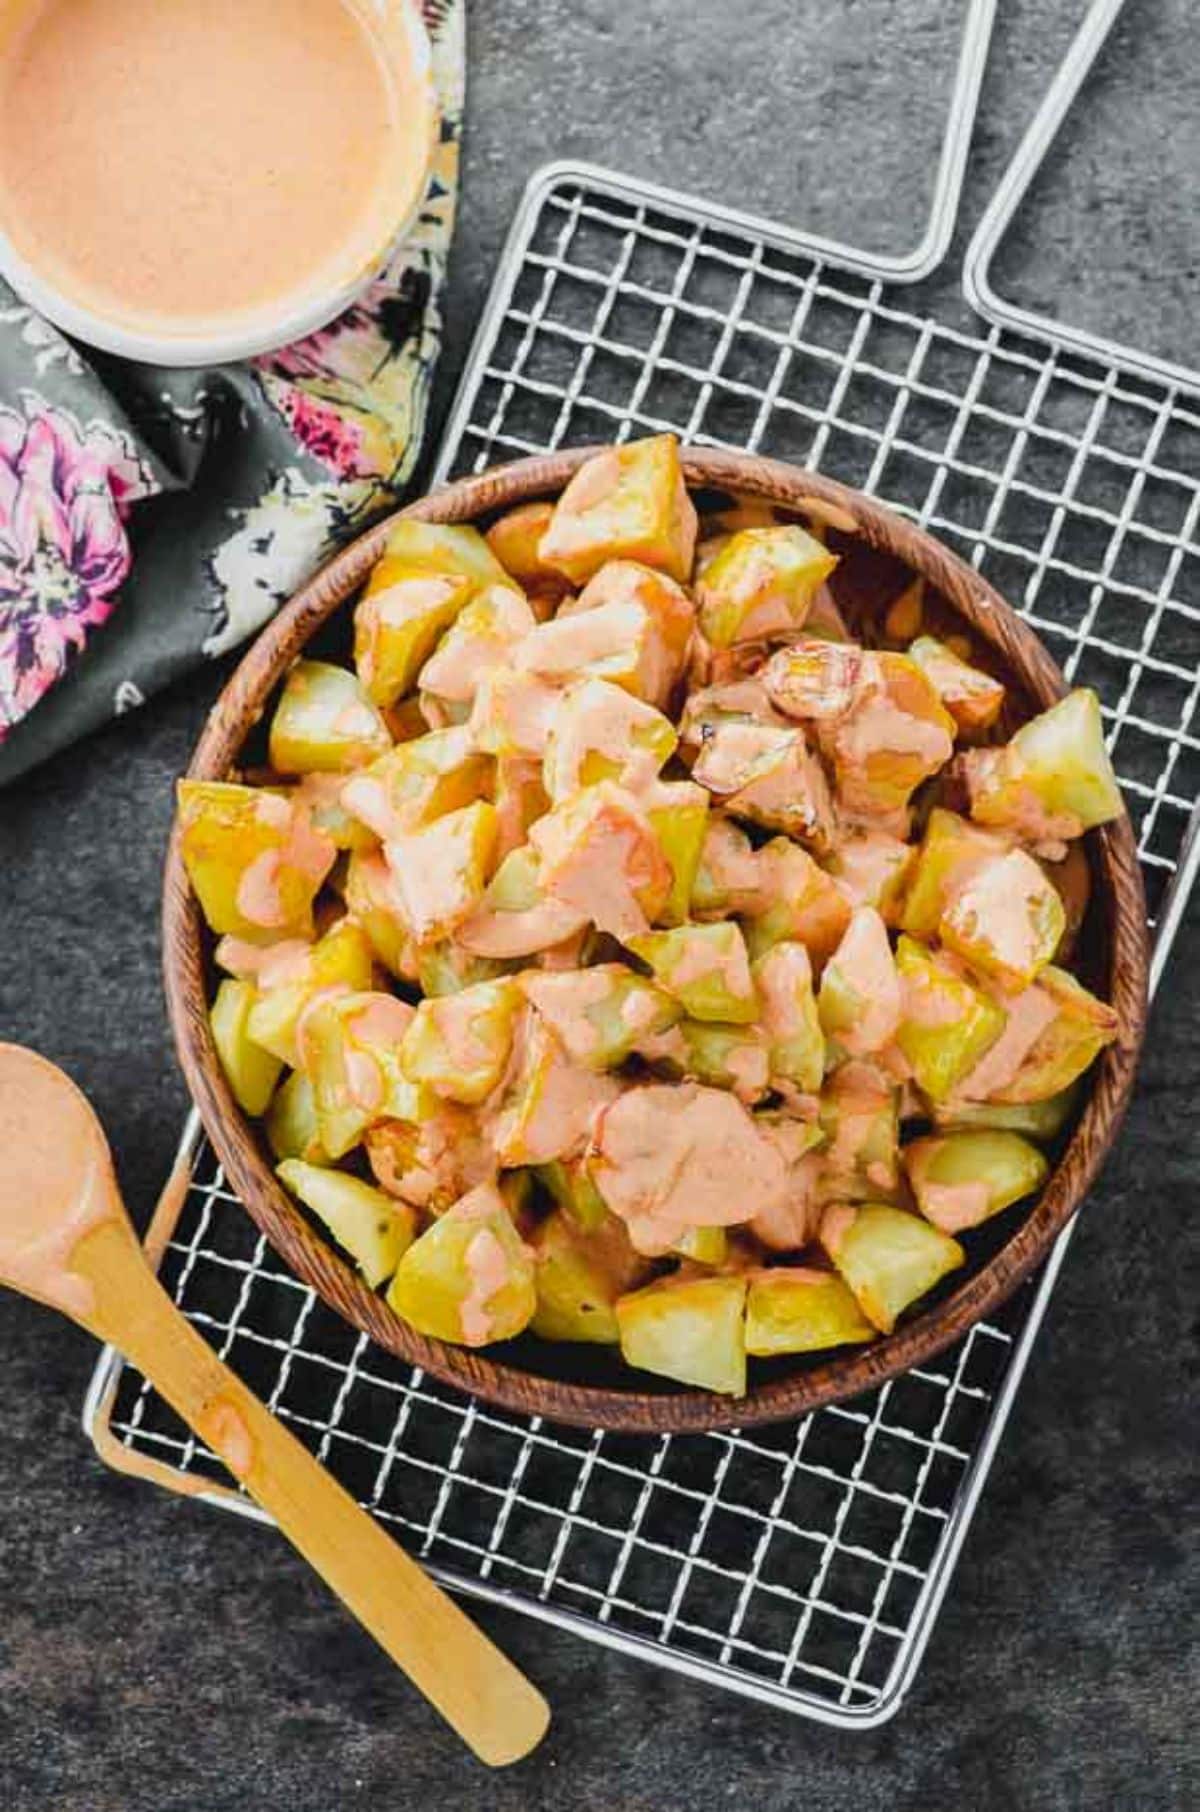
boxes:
[0,394,158,737]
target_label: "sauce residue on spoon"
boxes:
[0,0,429,336]
[0,1045,119,1323]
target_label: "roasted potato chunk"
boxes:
[820,1202,964,1334]
[277,1160,415,1288]
[903,1129,1049,1232]
[616,1273,748,1395]
[210,978,284,1115]
[745,1267,875,1356]
[695,525,837,648]
[386,1183,537,1345]
[538,435,698,585]
[178,780,335,941]
[268,660,391,774]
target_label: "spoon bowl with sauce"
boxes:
[0,1042,549,1766]
[0,0,438,365]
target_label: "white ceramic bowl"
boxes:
[0,0,439,368]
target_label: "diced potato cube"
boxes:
[268,660,391,775]
[543,677,678,800]
[752,940,824,1091]
[907,634,1005,734]
[616,1274,747,1396]
[265,1070,328,1164]
[987,965,1118,1104]
[747,1116,825,1251]
[455,844,589,958]
[663,1020,771,1102]
[245,918,375,1066]
[903,1129,1049,1233]
[899,807,1008,938]
[817,908,902,1057]
[298,990,425,1159]
[642,780,710,927]
[386,1182,536,1345]
[828,828,915,924]
[375,519,517,591]
[468,665,561,758]
[418,585,537,707]
[961,689,1122,844]
[383,800,499,942]
[818,1063,900,1202]
[521,963,680,1070]
[932,1082,1080,1140]
[535,1157,610,1234]
[291,773,377,853]
[695,525,837,647]
[413,941,514,997]
[894,936,1008,1103]
[820,1202,964,1334]
[529,782,671,940]
[529,1208,638,1344]
[690,816,765,918]
[177,780,335,941]
[824,652,955,819]
[485,500,570,597]
[340,726,492,840]
[210,978,284,1115]
[627,921,757,1024]
[354,569,474,709]
[401,977,524,1104]
[343,848,416,980]
[490,1014,620,1166]
[939,847,1066,990]
[672,1225,729,1267]
[538,435,698,586]
[742,838,852,969]
[691,719,835,854]
[277,1159,414,1288]
[493,756,551,861]
[515,596,681,712]
[589,1083,783,1255]
[365,1105,494,1214]
[762,638,865,722]
[745,1267,875,1356]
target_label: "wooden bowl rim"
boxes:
[163,447,1149,1434]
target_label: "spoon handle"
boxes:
[82,1220,549,1767]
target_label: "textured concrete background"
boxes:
[1,3,1197,1808]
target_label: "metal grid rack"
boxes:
[87,1,1199,1732]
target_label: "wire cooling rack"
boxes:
[86,2,1199,1732]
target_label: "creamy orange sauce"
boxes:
[0,0,425,335]
[235,799,333,930]
[750,1153,821,1251]
[349,995,414,1049]
[829,909,901,1056]
[0,1047,118,1323]
[917,1178,991,1234]
[590,1083,786,1256]
[943,849,1047,981]
[953,984,1057,1102]
[459,1227,510,1346]
[531,785,667,942]
[421,589,536,705]
[214,935,311,986]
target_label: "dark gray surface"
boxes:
[1,3,1198,1808]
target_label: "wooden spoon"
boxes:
[0,1044,549,1767]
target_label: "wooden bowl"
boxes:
[163,448,1149,1434]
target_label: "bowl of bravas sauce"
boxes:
[0,0,438,365]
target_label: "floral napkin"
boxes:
[0,0,462,787]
